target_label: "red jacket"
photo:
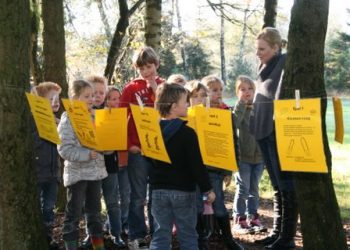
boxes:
[119,77,164,149]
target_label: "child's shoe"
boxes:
[248,214,267,233]
[233,216,253,234]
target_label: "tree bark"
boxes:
[281,0,347,249]
[0,1,48,249]
[263,0,277,28]
[145,0,162,52]
[42,0,68,96]
[220,10,227,85]
[29,0,43,85]
[175,0,188,77]
[104,0,145,84]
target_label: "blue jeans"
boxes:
[37,180,58,227]
[127,152,152,240]
[257,133,294,192]
[118,166,130,232]
[233,162,264,216]
[150,190,198,250]
[209,171,228,217]
[102,173,121,236]
[63,180,103,241]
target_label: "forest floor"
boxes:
[52,191,350,250]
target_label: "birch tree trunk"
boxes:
[281,0,347,248]
[0,1,48,249]
[145,0,162,52]
[220,4,227,85]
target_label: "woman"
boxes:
[249,27,298,250]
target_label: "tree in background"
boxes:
[42,0,68,95]
[325,11,350,92]
[0,1,48,249]
[280,0,347,248]
[263,0,277,28]
[145,0,162,51]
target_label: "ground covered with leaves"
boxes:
[52,191,350,249]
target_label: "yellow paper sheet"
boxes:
[62,99,98,149]
[130,104,170,163]
[95,108,127,150]
[332,97,344,144]
[274,98,327,173]
[194,106,238,171]
[26,93,61,145]
[185,105,198,130]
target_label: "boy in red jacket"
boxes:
[119,46,164,249]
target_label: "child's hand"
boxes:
[206,191,216,204]
[223,175,232,187]
[90,150,98,160]
[129,145,141,154]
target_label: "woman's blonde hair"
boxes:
[257,27,282,49]
[235,75,255,95]
[69,80,93,99]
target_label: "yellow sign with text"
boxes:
[274,98,327,173]
[95,108,127,150]
[195,106,238,171]
[62,99,98,149]
[26,93,61,145]
[130,104,170,163]
[332,97,344,144]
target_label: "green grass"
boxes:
[225,97,350,220]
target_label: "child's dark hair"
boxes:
[133,46,160,67]
[69,80,93,99]
[155,83,188,117]
[106,86,121,100]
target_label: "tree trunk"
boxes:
[29,0,43,85]
[104,0,144,84]
[220,9,227,85]
[0,1,48,249]
[175,0,188,77]
[263,0,277,28]
[145,0,162,52]
[96,0,113,43]
[42,0,67,96]
[281,0,347,249]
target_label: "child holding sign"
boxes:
[232,76,266,234]
[202,75,244,250]
[58,80,107,250]
[150,83,215,250]
[31,82,61,248]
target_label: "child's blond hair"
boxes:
[185,80,207,97]
[86,75,108,90]
[69,80,93,99]
[167,74,187,86]
[31,82,61,97]
[235,75,255,95]
[133,47,160,68]
[201,75,223,89]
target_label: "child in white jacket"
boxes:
[57,80,107,250]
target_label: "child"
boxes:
[105,86,131,237]
[57,80,107,250]
[150,83,215,250]
[32,82,61,249]
[81,76,125,248]
[119,46,165,249]
[167,74,187,86]
[201,75,244,250]
[232,76,266,234]
[184,80,208,106]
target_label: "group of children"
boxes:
[32,46,267,250]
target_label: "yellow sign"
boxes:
[26,93,61,145]
[185,105,200,130]
[130,104,170,163]
[274,98,327,173]
[95,108,128,150]
[194,106,238,171]
[332,97,344,144]
[62,99,98,149]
